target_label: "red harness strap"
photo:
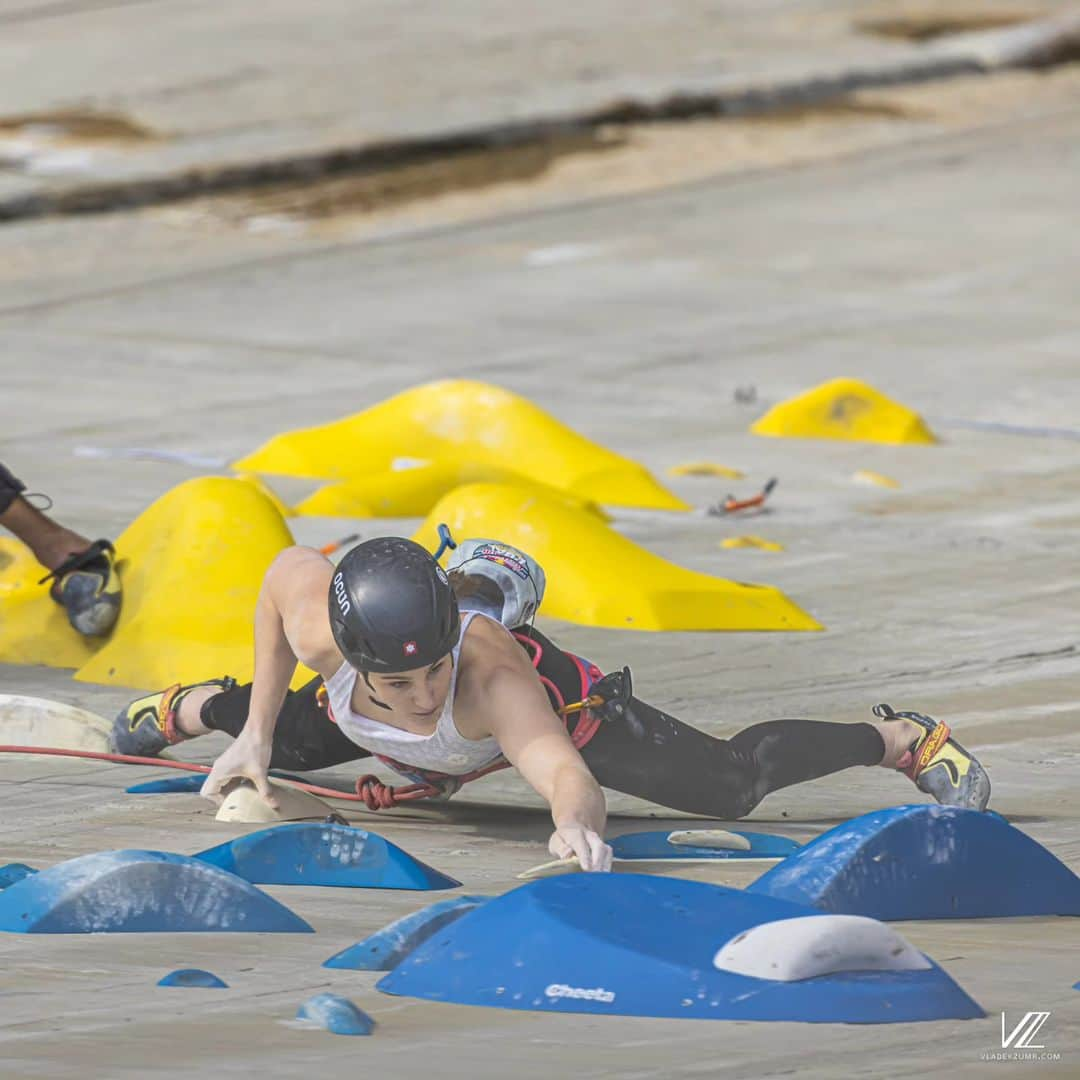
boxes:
[561,652,605,750]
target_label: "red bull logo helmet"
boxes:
[446,538,547,628]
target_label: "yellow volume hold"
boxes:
[0,477,313,689]
[234,380,689,511]
[296,459,609,521]
[751,378,937,446]
[0,540,101,671]
[413,482,821,632]
[75,477,300,689]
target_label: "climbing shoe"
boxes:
[112,678,235,757]
[874,703,991,812]
[39,539,122,637]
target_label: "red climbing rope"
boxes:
[353,773,442,809]
[0,649,612,809]
[0,729,582,810]
[0,744,375,803]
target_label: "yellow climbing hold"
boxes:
[668,462,745,479]
[720,536,785,552]
[295,459,609,521]
[0,477,314,690]
[852,469,900,489]
[233,380,689,511]
[751,378,937,445]
[413,483,820,632]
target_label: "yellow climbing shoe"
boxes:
[874,703,991,812]
[112,678,234,757]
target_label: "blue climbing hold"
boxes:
[0,863,37,889]
[0,850,313,934]
[196,823,460,891]
[296,993,375,1036]
[158,968,229,988]
[324,895,489,971]
[126,774,212,794]
[377,874,982,1022]
[610,830,799,861]
[747,805,1080,920]
[126,772,306,794]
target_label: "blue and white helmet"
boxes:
[446,538,546,628]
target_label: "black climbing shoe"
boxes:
[39,539,122,636]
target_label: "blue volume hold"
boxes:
[378,874,982,1023]
[296,993,375,1036]
[0,863,37,889]
[126,771,305,794]
[196,823,460,891]
[0,850,313,934]
[748,805,1080,920]
[324,895,489,971]
[159,968,228,988]
[610,830,799,861]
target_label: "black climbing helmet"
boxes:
[328,537,460,674]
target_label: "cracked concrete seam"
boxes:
[0,12,1077,225]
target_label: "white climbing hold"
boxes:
[713,914,931,982]
[667,829,752,851]
[214,779,333,823]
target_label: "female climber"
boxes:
[113,536,990,872]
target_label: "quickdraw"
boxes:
[709,477,778,515]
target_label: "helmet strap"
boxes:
[361,670,392,711]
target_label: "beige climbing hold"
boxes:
[751,378,937,445]
[668,462,745,479]
[0,694,113,754]
[720,536,784,552]
[852,469,900,489]
[516,847,781,878]
[667,829,752,851]
[214,779,333,823]
[516,856,582,880]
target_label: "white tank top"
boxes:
[323,610,504,776]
